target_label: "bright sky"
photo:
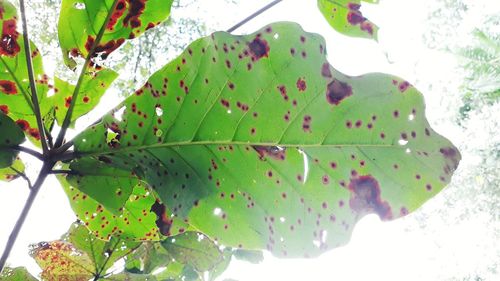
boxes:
[1,0,498,280]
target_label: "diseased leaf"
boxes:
[67,158,139,214]
[0,0,53,143]
[59,175,188,241]
[124,242,171,274]
[103,272,158,280]
[317,0,379,40]
[51,69,118,127]
[0,113,25,168]
[0,267,37,281]
[71,22,460,257]
[161,232,222,272]
[58,0,174,68]
[30,240,94,281]
[65,222,140,275]
[0,157,25,182]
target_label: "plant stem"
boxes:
[54,0,120,148]
[18,0,49,154]
[0,162,53,272]
[226,0,283,33]
[12,145,44,161]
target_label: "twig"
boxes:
[226,0,283,33]
[19,0,49,154]
[49,169,75,175]
[12,145,44,161]
[54,0,121,148]
[9,167,33,189]
[0,162,53,271]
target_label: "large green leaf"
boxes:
[161,232,223,272]
[0,0,53,143]
[71,22,460,257]
[0,113,25,168]
[317,0,379,40]
[0,267,37,281]
[58,0,174,68]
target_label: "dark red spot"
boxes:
[296,78,307,91]
[302,115,312,133]
[123,0,145,28]
[277,85,288,101]
[28,128,40,140]
[321,63,332,78]
[0,19,20,56]
[83,96,90,103]
[0,80,17,95]
[248,37,269,61]
[360,22,374,35]
[393,110,399,118]
[107,0,127,30]
[151,201,172,236]
[15,119,30,131]
[347,12,365,25]
[0,105,8,114]
[398,81,410,92]
[221,99,230,108]
[322,175,330,185]
[253,146,286,161]
[348,175,392,220]
[326,78,353,105]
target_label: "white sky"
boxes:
[1,0,498,280]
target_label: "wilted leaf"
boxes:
[58,0,174,68]
[317,0,379,40]
[71,22,460,257]
[0,113,25,168]
[30,240,94,281]
[0,157,24,182]
[0,267,37,281]
[0,0,53,143]
[161,232,222,272]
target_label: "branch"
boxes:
[54,0,120,148]
[49,169,75,175]
[9,167,33,189]
[226,0,283,33]
[19,0,49,154]
[0,162,53,272]
[12,145,44,161]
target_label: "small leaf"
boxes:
[317,0,379,40]
[58,0,174,68]
[30,241,94,281]
[208,248,233,281]
[0,113,25,168]
[67,158,139,214]
[0,267,37,281]
[103,272,158,280]
[51,69,118,126]
[0,157,24,182]
[233,249,264,264]
[65,221,140,275]
[161,232,223,272]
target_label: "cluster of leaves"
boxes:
[0,0,461,280]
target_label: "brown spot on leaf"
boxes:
[253,146,286,161]
[348,175,392,220]
[248,37,269,61]
[0,80,17,95]
[326,78,352,105]
[151,200,172,236]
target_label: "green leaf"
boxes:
[233,249,264,264]
[58,0,174,68]
[208,248,233,281]
[59,174,188,241]
[0,157,25,182]
[65,221,140,275]
[161,232,223,272]
[317,0,379,40]
[0,267,37,281]
[72,22,460,257]
[51,69,118,127]
[0,113,25,168]
[0,0,53,143]
[103,272,158,281]
[30,240,94,281]
[67,158,139,214]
